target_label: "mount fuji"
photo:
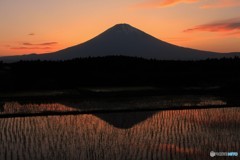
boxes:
[1,23,239,62]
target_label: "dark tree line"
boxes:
[0,56,240,94]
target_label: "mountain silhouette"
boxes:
[1,23,239,62]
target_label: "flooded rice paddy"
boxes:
[0,104,239,160]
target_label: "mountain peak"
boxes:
[114,23,132,28]
[108,23,140,34]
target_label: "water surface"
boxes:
[0,107,239,160]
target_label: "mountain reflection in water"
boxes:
[95,111,156,129]
[0,107,239,160]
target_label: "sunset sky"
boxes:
[0,0,240,56]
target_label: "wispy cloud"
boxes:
[184,17,240,36]
[10,47,51,50]
[132,0,240,9]
[28,33,35,36]
[133,0,199,9]
[201,0,240,9]
[159,0,198,7]
[9,41,58,50]
[22,42,58,46]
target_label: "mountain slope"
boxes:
[0,23,239,62]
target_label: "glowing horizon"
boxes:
[0,0,240,56]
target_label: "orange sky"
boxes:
[0,0,240,56]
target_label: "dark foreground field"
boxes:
[1,56,240,95]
